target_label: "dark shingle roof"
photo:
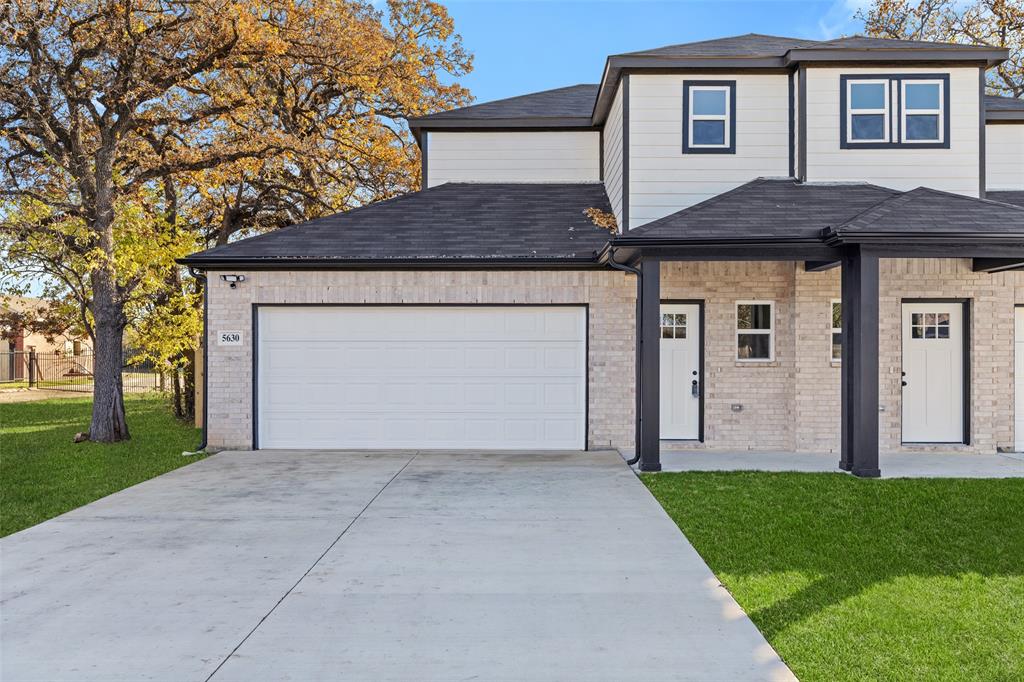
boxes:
[986,95,1024,111]
[988,191,1024,208]
[805,35,988,51]
[618,33,817,58]
[616,179,899,243]
[409,85,598,127]
[180,183,614,265]
[826,187,1024,240]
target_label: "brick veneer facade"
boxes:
[204,269,637,450]
[204,260,1022,454]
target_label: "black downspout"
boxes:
[607,248,642,466]
[189,267,208,453]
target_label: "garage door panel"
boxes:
[257,306,586,449]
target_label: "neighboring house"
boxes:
[1,296,89,355]
[180,34,1024,477]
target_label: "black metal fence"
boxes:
[0,350,166,394]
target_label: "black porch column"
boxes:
[639,258,661,472]
[840,246,881,478]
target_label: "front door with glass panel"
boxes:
[901,302,965,443]
[660,303,701,439]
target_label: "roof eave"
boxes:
[986,110,1024,122]
[408,117,597,131]
[822,229,1024,247]
[177,256,605,270]
[785,46,1008,66]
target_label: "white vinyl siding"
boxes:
[986,123,1024,191]
[805,66,980,196]
[604,83,625,230]
[627,73,790,229]
[426,131,600,187]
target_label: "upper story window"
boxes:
[840,74,950,150]
[682,80,736,154]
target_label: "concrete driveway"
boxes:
[1,450,793,682]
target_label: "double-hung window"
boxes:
[846,79,889,143]
[831,300,842,362]
[902,80,944,143]
[683,81,736,154]
[840,74,949,149]
[736,301,774,361]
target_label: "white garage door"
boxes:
[257,306,586,449]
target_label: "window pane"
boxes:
[851,114,886,140]
[832,302,842,329]
[678,327,687,339]
[925,326,937,339]
[737,333,771,360]
[937,313,949,326]
[692,119,726,145]
[661,313,671,325]
[850,82,885,109]
[737,304,771,330]
[937,326,950,339]
[692,89,727,115]
[832,332,843,361]
[906,114,939,140]
[911,313,923,326]
[662,327,673,339]
[905,83,939,110]
[925,313,936,325]
[674,313,687,326]
[912,326,924,338]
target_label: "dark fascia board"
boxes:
[784,47,1007,66]
[407,117,597,131]
[176,256,605,270]
[821,228,1024,250]
[986,111,1024,122]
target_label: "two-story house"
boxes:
[180,34,1024,476]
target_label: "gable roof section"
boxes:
[988,191,1024,208]
[592,33,1006,123]
[986,94,1024,121]
[822,187,1024,244]
[408,85,598,131]
[179,183,614,267]
[618,33,816,58]
[613,179,899,244]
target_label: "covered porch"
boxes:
[604,179,1024,477]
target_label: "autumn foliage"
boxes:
[1,0,472,440]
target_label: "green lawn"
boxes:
[1,396,204,537]
[643,472,1024,682]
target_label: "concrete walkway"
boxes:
[1,450,793,682]
[623,449,1024,478]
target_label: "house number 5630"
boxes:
[218,331,243,346]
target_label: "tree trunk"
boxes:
[88,156,130,443]
[89,287,130,442]
[182,349,196,420]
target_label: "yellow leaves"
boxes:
[583,208,618,235]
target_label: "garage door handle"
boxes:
[691,379,700,397]
[901,380,907,387]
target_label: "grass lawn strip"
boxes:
[643,472,1024,682]
[1,396,204,537]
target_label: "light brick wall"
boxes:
[205,270,636,450]
[204,260,1021,454]
[662,259,1022,453]
[661,261,797,450]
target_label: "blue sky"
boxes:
[442,0,869,104]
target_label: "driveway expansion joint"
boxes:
[203,451,419,681]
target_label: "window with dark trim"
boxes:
[683,80,736,154]
[839,73,950,150]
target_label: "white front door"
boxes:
[901,302,965,443]
[660,303,701,440]
[257,305,586,449]
[1016,308,1024,452]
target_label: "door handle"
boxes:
[901,381,908,387]
[691,379,700,397]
